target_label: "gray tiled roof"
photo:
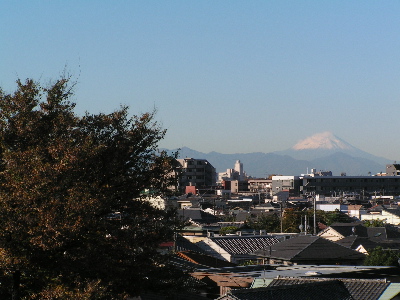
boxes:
[382,206,400,217]
[335,236,379,250]
[210,236,281,255]
[254,236,366,263]
[326,222,400,239]
[268,277,390,300]
[177,250,237,268]
[336,235,400,252]
[218,281,354,300]
[175,234,208,254]
[177,208,222,225]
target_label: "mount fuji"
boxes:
[274,131,388,164]
[170,132,391,177]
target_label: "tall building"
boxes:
[218,160,245,183]
[234,160,244,181]
[176,158,216,194]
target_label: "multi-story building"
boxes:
[270,165,400,199]
[218,160,245,183]
[176,158,216,194]
[248,179,271,193]
[301,175,400,197]
[386,163,400,176]
[271,176,302,197]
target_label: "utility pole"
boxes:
[313,194,317,235]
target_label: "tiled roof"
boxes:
[324,222,400,239]
[254,236,366,263]
[382,206,400,217]
[234,211,251,222]
[175,234,208,254]
[268,277,390,300]
[177,251,237,268]
[177,208,222,225]
[169,255,207,271]
[218,281,354,300]
[346,236,400,252]
[335,236,379,250]
[328,223,367,238]
[210,236,281,255]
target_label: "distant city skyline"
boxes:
[2,1,400,160]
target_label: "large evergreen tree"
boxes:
[0,77,181,299]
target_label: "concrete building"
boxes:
[234,160,244,181]
[360,206,400,225]
[176,158,216,194]
[386,163,400,176]
[271,176,302,197]
[248,179,271,193]
[301,175,400,197]
[218,160,245,183]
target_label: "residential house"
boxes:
[348,205,363,219]
[318,222,400,242]
[250,277,400,300]
[191,264,400,299]
[217,281,354,300]
[254,235,366,265]
[361,205,400,225]
[335,236,400,254]
[196,235,280,264]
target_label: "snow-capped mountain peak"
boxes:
[292,132,355,150]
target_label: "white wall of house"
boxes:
[347,205,363,219]
[360,210,400,225]
[317,228,344,242]
[196,238,231,262]
[316,203,348,213]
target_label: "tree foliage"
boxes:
[219,226,240,235]
[245,213,280,233]
[279,208,353,233]
[363,246,400,266]
[363,219,386,227]
[0,77,182,299]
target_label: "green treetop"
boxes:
[0,77,182,299]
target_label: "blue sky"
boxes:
[2,1,400,160]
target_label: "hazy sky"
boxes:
[2,1,400,160]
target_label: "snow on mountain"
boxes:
[275,131,390,168]
[167,132,391,177]
[292,132,355,151]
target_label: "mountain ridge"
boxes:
[166,132,391,177]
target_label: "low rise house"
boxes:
[254,235,366,265]
[348,205,364,219]
[250,277,400,300]
[196,235,280,264]
[217,280,354,300]
[335,236,400,254]
[361,205,400,225]
[191,264,400,298]
[318,222,400,242]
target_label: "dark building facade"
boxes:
[301,175,400,197]
[176,158,216,194]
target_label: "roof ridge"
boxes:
[290,236,319,259]
[177,251,198,264]
[277,276,388,283]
